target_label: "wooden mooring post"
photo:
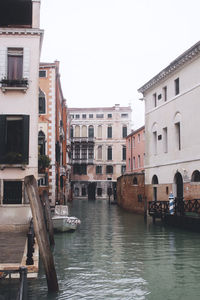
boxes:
[42,190,55,246]
[24,175,59,292]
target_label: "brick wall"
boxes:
[117,173,145,214]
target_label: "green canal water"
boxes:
[2,199,200,299]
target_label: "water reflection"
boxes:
[1,199,200,299]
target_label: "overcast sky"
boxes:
[40,0,200,129]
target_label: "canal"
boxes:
[2,199,200,299]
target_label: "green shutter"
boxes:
[22,115,29,164]
[0,115,6,163]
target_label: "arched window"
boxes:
[152,175,158,185]
[75,125,80,137]
[98,125,102,138]
[88,125,94,138]
[82,125,87,137]
[97,145,102,160]
[38,130,46,155]
[39,89,46,114]
[191,170,200,182]
[133,177,138,185]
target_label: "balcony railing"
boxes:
[71,137,95,143]
[0,78,29,92]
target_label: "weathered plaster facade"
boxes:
[69,104,132,199]
[0,0,43,230]
[138,41,200,202]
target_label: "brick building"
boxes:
[126,126,145,173]
[38,61,70,206]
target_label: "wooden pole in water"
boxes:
[42,190,55,246]
[24,175,59,292]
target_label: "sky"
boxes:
[40,0,200,129]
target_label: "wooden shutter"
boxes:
[23,47,30,79]
[0,115,6,163]
[22,115,29,164]
[0,47,7,80]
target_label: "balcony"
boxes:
[71,137,95,143]
[0,78,29,92]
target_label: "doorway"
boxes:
[88,182,96,200]
[174,172,183,199]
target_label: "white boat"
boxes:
[52,205,81,232]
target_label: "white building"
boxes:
[69,104,132,200]
[138,41,200,202]
[0,0,43,230]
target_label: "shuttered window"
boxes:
[0,115,29,164]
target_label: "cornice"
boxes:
[0,28,44,36]
[138,41,200,94]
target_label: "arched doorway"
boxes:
[152,175,158,201]
[174,172,183,199]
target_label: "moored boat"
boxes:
[52,205,81,232]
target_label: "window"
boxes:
[107,146,112,160]
[88,144,94,159]
[97,188,102,196]
[70,126,73,138]
[82,187,87,196]
[0,115,29,164]
[70,114,74,119]
[39,89,46,114]
[138,134,140,142]
[121,114,128,118]
[38,130,46,155]
[97,145,102,160]
[39,70,46,78]
[153,131,157,155]
[75,145,80,159]
[121,165,126,174]
[175,78,179,95]
[108,114,112,118]
[82,125,87,137]
[81,143,87,159]
[122,126,127,138]
[175,122,181,150]
[133,157,136,169]
[163,127,168,153]
[73,164,87,175]
[7,48,23,81]
[89,114,93,119]
[88,126,94,138]
[75,114,80,119]
[75,125,80,137]
[163,86,167,101]
[153,93,157,107]
[133,177,138,185]
[158,94,162,100]
[97,125,102,138]
[96,165,102,174]
[106,165,113,174]
[96,114,104,118]
[138,155,141,168]
[191,170,200,182]
[133,137,135,148]
[3,181,22,204]
[82,114,86,119]
[107,126,112,138]
[122,145,126,161]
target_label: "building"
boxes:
[126,126,145,173]
[138,41,200,202]
[0,0,43,231]
[38,61,70,206]
[69,104,132,200]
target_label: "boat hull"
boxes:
[52,216,79,232]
